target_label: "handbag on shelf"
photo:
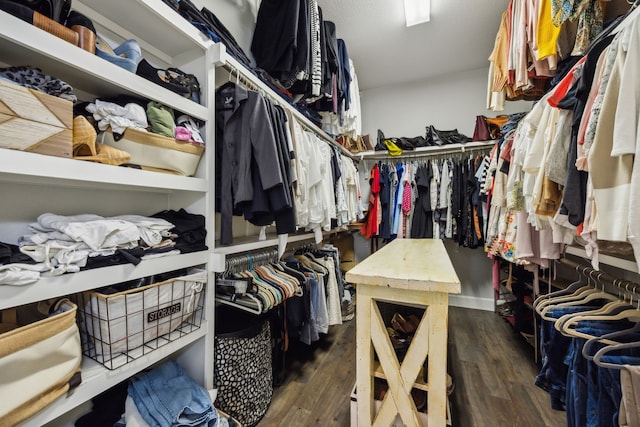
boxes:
[486,115,509,140]
[472,115,491,141]
[426,125,471,146]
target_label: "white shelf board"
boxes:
[565,245,638,273]
[20,324,207,427]
[213,231,320,256]
[0,11,208,121]
[0,251,208,310]
[0,149,207,193]
[76,0,211,55]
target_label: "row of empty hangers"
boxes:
[222,248,279,277]
[534,257,640,369]
[221,240,323,275]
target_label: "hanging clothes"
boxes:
[359,150,491,247]
[215,83,296,245]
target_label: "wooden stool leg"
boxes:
[427,297,448,426]
[356,285,375,426]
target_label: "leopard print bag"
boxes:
[214,321,273,426]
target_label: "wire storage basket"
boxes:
[74,269,206,370]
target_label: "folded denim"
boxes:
[128,360,217,427]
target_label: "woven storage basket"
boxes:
[0,299,82,425]
[98,127,205,176]
[0,79,73,158]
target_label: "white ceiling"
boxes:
[316,0,509,91]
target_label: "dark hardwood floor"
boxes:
[259,306,566,427]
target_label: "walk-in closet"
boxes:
[1,0,640,426]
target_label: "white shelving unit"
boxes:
[565,245,638,274]
[0,2,216,425]
[1,4,364,425]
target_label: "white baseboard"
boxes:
[448,295,494,311]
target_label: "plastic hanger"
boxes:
[540,271,619,321]
[553,276,632,332]
[535,265,596,312]
[593,335,640,370]
[536,267,598,317]
[560,295,640,338]
[581,287,640,360]
[533,264,588,311]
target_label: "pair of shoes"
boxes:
[72,116,131,166]
[97,38,142,73]
[412,389,427,412]
[65,10,96,54]
[396,137,417,150]
[136,59,192,97]
[374,129,387,151]
[383,138,402,156]
[167,67,201,104]
[391,313,419,335]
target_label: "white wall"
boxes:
[197,0,257,64]
[360,67,532,140]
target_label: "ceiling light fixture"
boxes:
[404,0,430,27]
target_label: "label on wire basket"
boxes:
[147,302,182,323]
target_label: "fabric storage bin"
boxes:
[75,270,206,370]
[97,127,204,176]
[214,305,272,427]
[0,79,73,158]
[0,299,82,426]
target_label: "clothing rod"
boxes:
[359,141,495,160]
[558,257,640,294]
[216,296,263,315]
[218,62,353,158]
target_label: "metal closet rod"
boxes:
[360,142,494,160]
[219,62,351,157]
[558,257,640,293]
